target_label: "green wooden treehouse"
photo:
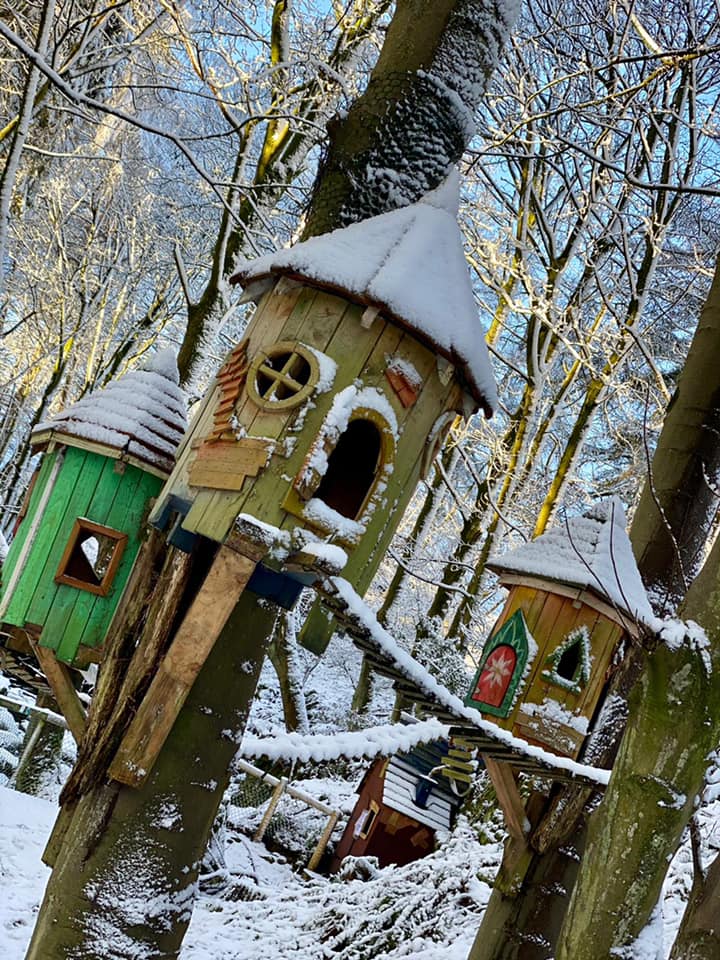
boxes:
[0,351,187,728]
[105,176,498,786]
[464,499,653,760]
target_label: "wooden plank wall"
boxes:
[0,452,56,596]
[181,280,463,592]
[3,446,161,665]
[486,584,625,755]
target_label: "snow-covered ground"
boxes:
[0,784,501,960]
[2,770,716,960]
[0,623,714,960]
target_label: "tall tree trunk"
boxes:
[553,254,720,958]
[0,0,55,295]
[468,253,720,960]
[267,610,309,733]
[26,589,278,959]
[303,0,514,237]
[669,848,720,960]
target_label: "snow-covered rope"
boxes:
[241,717,451,765]
[327,576,611,788]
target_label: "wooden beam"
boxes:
[29,638,87,743]
[483,756,528,841]
[108,546,258,787]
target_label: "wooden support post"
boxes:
[254,778,287,842]
[29,638,87,743]
[108,546,258,787]
[307,811,339,872]
[483,755,528,841]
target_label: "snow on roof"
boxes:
[33,349,188,476]
[231,171,497,417]
[487,499,653,628]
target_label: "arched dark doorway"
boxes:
[314,418,382,519]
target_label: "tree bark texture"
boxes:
[670,848,720,960]
[630,253,720,612]
[555,637,720,960]
[552,258,720,957]
[25,589,278,959]
[468,253,720,960]
[467,646,644,960]
[303,0,516,238]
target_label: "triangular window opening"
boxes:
[543,627,592,693]
[314,418,382,520]
[556,642,580,681]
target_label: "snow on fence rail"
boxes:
[241,717,451,765]
[236,758,340,872]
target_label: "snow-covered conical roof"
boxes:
[488,499,653,628]
[33,349,188,476]
[231,171,497,417]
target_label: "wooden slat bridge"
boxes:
[311,576,609,794]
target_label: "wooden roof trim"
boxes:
[496,572,640,638]
[31,430,170,479]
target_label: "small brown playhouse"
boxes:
[464,499,653,759]
[332,734,463,870]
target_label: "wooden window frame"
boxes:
[357,800,380,840]
[246,340,320,412]
[54,518,128,597]
[542,626,591,694]
[464,609,532,718]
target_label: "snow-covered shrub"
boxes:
[0,705,23,783]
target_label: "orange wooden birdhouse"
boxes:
[464,500,653,760]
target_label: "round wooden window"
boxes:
[247,341,319,411]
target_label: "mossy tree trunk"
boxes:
[26,589,278,959]
[467,255,720,960]
[669,848,720,960]
[552,254,720,958]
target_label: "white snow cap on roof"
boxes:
[231,169,497,416]
[33,349,188,476]
[488,498,653,627]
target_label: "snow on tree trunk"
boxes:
[631,253,720,614]
[25,590,278,959]
[26,3,516,957]
[669,847,720,960]
[555,634,720,960]
[303,0,518,238]
[552,257,720,959]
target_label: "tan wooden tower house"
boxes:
[464,499,653,759]
[106,176,499,785]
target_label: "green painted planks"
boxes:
[75,468,160,654]
[24,448,106,635]
[0,453,56,615]
[52,461,148,662]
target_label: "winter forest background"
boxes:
[2,1,720,958]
